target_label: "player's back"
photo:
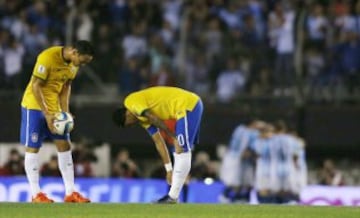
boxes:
[21,46,78,113]
[125,86,200,120]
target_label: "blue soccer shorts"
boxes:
[20,107,70,148]
[174,100,203,152]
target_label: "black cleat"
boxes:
[155,195,178,204]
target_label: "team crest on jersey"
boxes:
[37,65,46,74]
[31,133,39,143]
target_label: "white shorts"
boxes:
[219,152,241,186]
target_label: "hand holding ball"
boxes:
[53,112,74,135]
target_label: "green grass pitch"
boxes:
[0,203,359,218]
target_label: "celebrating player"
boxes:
[112,86,203,203]
[20,41,94,203]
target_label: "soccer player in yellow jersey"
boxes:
[20,41,94,203]
[112,86,204,203]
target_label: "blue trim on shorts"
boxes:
[20,107,70,148]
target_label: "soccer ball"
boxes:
[53,112,74,135]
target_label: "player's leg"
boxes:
[255,165,274,204]
[164,100,203,202]
[51,136,90,203]
[53,139,75,196]
[20,107,54,203]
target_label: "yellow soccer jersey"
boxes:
[124,86,200,128]
[21,46,78,113]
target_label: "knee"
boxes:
[55,141,71,152]
[25,147,40,153]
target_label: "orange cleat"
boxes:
[64,192,90,203]
[32,192,54,203]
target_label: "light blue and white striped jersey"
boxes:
[272,133,298,177]
[228,125,259,156]
[254,137,272,163]
[290,136,307,171]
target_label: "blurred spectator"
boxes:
[218,1,242,30]
[333,1,355,38]
[3,35,25,90]
[303,46,325,88]
[305,3,328,50]
[122,21,148,60]
[268,2,295,95]
[149,160,166,179]
[41,155,61,177]
[249,65,273,96]
[191,151,217,180]
[148,33,172,75]
[335,31,360,95]
[72,144,97,177]
[76,9,94,41]
[202,17,223,62]
[319,159,345,186]
[26,1,51,33]
[118,57,144,95]
[111,148,140,178]
[1,9,28,41]
[241,14,261,49]
[188,0,209,38]
[162,0,182,31]
[92,23,115,83]
[216,57,246,103]
[159,19,176,51]
[149,63,175,87]
[22,22,48,61]
[2,148,24,176]
[184,53,210,97]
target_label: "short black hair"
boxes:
[74,40,94,56]
[112,107,127,127]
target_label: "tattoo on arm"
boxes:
[143,110,176,138]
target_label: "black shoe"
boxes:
[155,195,177,204]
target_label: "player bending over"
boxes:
[112,86,203,203]
[20,41,94,203]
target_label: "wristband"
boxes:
[164,163,173,172]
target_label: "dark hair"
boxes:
[112,107,127,127]
[273,120,288,132]
[74,40,94,56]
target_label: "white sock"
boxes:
[58,150,75,195]
[168,152,192,200]
[24,152,41,197]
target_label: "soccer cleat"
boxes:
[32,192,54,203]
[155,195,177,204]
[64,192,90,203]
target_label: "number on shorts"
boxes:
[177,134,185,146]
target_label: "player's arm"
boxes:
[143,110,175,138]
[59,80,72,113]
[32,76,56,132]
[143,110,183,153]
[151,131,173,184]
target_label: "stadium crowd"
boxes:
[0,0,359,102]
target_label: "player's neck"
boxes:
[61,47,71,64]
